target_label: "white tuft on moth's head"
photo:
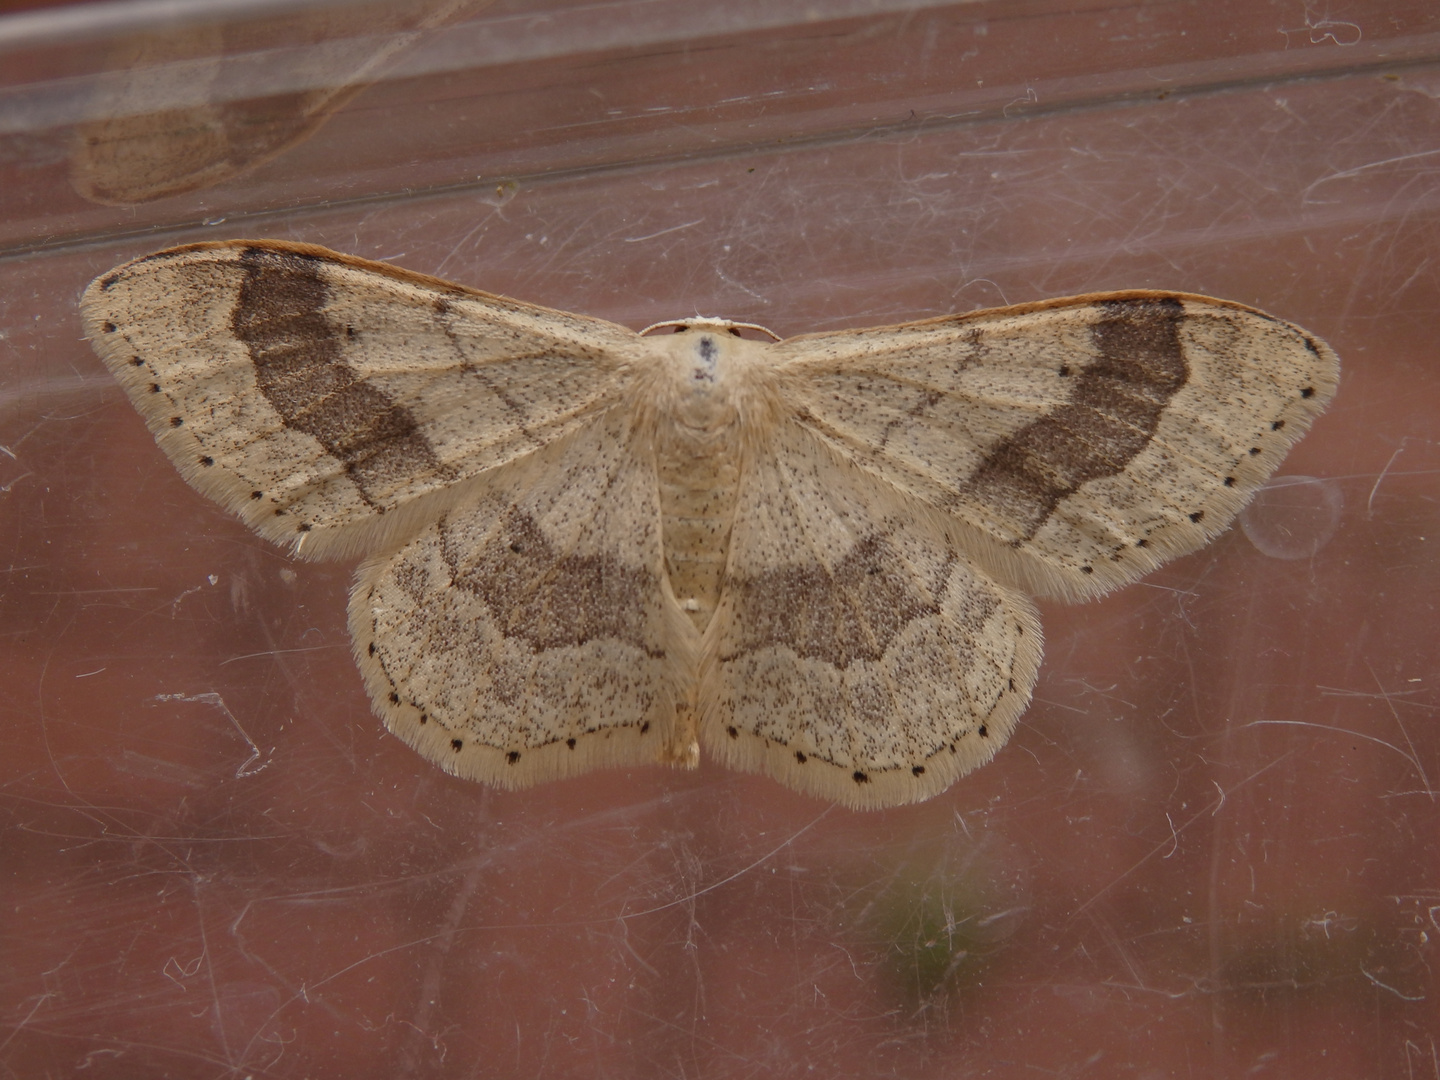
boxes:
[638,316,781,340]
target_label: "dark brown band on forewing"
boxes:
[720,534,951,669]
[232,246,440,505]
[445,509,662,656]
[959,297,1189,539]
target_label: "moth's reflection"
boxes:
[70,0,491,205]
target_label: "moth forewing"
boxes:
[82,240,638,562]
[774,291,1339,603]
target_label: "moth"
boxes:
[82,240,1338,808]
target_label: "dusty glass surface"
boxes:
[2,0,1437,1076]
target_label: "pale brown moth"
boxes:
[81,240,1339,808]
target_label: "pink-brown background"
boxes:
[1,0,1436,1076]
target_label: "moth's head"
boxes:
[639,318,781,428]
[639,317,781,390]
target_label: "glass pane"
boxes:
[2,1,1435,1076]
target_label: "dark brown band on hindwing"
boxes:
[959,297,1189,539]
[232,246,441,505]
[720,534,967,669]
[440,509,664,657]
